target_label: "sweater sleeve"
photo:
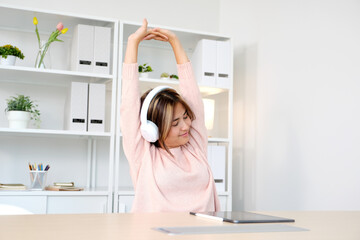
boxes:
[120,63,148,185]
[177,61,208,154]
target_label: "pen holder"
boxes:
[29,171,47,190]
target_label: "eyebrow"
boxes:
[173,110,187,122]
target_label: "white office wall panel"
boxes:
[71,24,94,72]
[88,83,106,132]
[93,26,111,74]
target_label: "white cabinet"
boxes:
[118,195,134,213]
[0,5,118,214]
[114,21,233,212]
[47,196,108,214]
[0,195,47,214]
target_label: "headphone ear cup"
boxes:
[140,120,159,142]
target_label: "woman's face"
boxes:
[164,102,192,148]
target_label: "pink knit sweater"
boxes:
[120,61,220,212]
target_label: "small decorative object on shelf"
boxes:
[170,74,179,79]
[33,17,68,69]
[0,44,25,66]
[5,94,41,129]
[138,63,153,78]
[160,72,170,80]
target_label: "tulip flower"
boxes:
[56,22,64,31]
[61,28,68,34]
[33,18,67,68]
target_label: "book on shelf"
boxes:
[0,183,27,190]
[45,185,83,191]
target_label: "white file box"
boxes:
[71,24,94,72]
[93,26,111,74]
[191,39,217,86]
[65,82,88,131]
[216,41,231,88]
[207,145,226,192]
[191,39,231,88]
[88,83,106,132]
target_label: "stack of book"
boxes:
[45,182,84,191]
[0,183,27,190]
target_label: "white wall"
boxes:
[220,0,360,210]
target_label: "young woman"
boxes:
[120,19,220,212]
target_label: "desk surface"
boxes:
[0,211,359,240]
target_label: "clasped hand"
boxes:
[128,19,178,45]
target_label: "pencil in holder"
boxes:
[29,171,48,190]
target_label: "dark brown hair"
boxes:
[140,88,195,154]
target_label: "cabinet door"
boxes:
[118,195,134,213]
[0,196,47,214]
[47,196,107,214]
[218,195,228,211]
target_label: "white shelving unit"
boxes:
[0,5,118,214]
[114,21,233,213]
[1,6,233,214]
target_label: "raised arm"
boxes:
[149,28,208,151]
[149,28,188,64]
[121,19,168,183]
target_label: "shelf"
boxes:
[0,65,113,87]
[0,187,110,196]
[117,187,135,195]
[139,77,228,95]
[208,138,230,143]
[0,128,111,139]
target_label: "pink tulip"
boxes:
[56,22,64,31]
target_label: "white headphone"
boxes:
[140,85,174,142]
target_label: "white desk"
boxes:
[0,211,359,239]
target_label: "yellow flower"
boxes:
[33,17,38,25]
[61,28,68,34]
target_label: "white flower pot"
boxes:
[0,56,16,66]
[139,72,149,78]
[7,111,31,129]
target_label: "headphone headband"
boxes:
[140,85,174,126]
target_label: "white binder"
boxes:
[88,83,106,132]
[191,39,217,86]
[216,41,231,88]
[191,39,231,88]
[65,82,88,131]
[93,26,111,74]
[71,24,94,72]
[207,145,226,192]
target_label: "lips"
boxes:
[180,132,188,137]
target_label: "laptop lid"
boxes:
[190,211,295,224]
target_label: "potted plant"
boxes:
[170,74,179,80]
[138,63,153,78]
[160,72,170,80]
[0,44,25,66]
[5,94,41,129]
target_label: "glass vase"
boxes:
[35,40,51,69]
